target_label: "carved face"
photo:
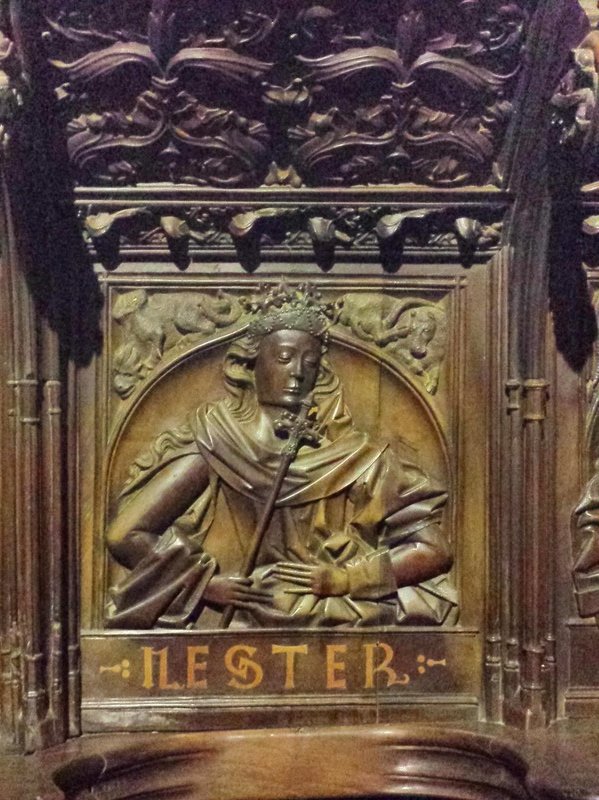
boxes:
[254,329,321,410]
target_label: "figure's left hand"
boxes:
[269,562,349,597]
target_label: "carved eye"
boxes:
[277,351,292,363]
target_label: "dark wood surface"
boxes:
[3,2,599,798]
[2,722,599,800]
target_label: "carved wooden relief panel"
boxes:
[3,0,596,752]
[71,250,493,730]
[561,271,599,716]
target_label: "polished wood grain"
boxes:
[1,2,599,798]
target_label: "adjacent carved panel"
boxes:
[43,0,530,188]
[572,285,599,623]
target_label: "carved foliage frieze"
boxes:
[82,203,504,270]
[110,288,447,399]
[44,0,530,187]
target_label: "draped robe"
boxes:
[106,386,457,629]
[573,470,599,618]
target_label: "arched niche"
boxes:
[100,330,453,614]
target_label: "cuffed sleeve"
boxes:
[346,548,396,600]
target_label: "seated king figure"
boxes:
[105,284,458,629]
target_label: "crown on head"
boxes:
[244,283,340,342]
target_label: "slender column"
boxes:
[484,248,508,723]
[519,380,550,727]
[502,377,522,714]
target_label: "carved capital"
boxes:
[521,379,549,423]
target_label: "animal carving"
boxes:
[337,294,446,393]
[112,290,244,398]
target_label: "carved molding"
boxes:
[43,0,529,188]
[82,203,504,270]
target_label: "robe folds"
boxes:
[106,393,457,629]
[573,471,599,619]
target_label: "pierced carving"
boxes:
[45,0,529,187]
[0,28,25,154]
[551,47,598,155]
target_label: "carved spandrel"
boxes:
[337,294,446,394]
[104,285,457,631]
[111,289,244,398]
[44,0,529,188]
[110,288,448,399]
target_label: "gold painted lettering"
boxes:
[272,644,308,690]
[363,642,410,689]
[326,644,347,690]
[141,646,182,690]
[187,645,209,689]
[142,647,155,690]
[225,645,264,690]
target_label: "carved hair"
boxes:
[222,333,341,424]
[123,331,346,492]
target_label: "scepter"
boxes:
[220,394,320,629]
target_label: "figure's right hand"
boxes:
[203,575,272,609]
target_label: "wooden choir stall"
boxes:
[3,0,599,797]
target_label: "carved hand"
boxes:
[270,562,349,597]
[204,575,272,609]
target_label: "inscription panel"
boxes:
[81,629,480,730]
